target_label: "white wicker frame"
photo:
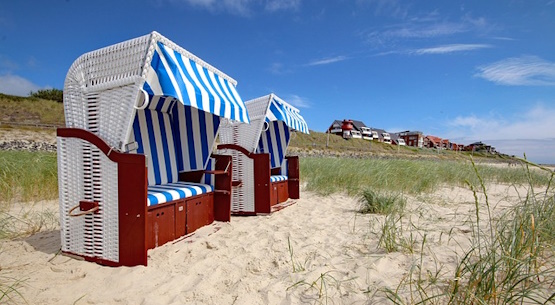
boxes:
[219,94,275,213]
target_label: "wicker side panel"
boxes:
[58,137,119,262]
[219,95,270,153]
[58,137,85,254]
[229,152,255,213]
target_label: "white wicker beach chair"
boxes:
[57,31,249,266]
[219,93,309,214]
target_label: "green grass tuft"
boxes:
[0,150,58,204]
[359,189,406,215]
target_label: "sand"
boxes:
[0,181,540,305]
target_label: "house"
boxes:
[441,139,450,149]
[368,127,389,142]
[327,119,371,140]
[391,133,406,146]
[328,120,343,135]
[360,126,372,140]
[382,132,392,144]
[450,143,463,151]
[465,141,496,153]
[397,130,424,148]
[424,135,442,148]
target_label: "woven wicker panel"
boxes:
[63,33,151,150]
[57,137,119,262]
[58,137,85,254]
[219,94,270,152]
[229,152,255,213]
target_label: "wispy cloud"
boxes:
[444,104,555,163]
[413,43,491,55]
[363,21,470,49]
[265,0,299,12]
[307,56,348,66]
[179,0,253,15]
[356,0,409,19]
[362,10,494,50]
[0,74,41,96]
[268,62,293,75]
[389,22,467,38]
[168,0,299,16]
[476,56,555,86]
[285,94,310,108]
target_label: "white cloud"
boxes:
[170,0,253,15]
[356,0,409,19]
[389,22,467,38]
[444,104,555,164]
[307,56,348,66]
[0,74,41,96]
[475,56,555,86]
[285,94,310,108]
[265,0,299,12]
[413,43,491,55]
[169,0,299,15]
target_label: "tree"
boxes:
[29,88,63,103]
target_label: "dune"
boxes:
[0,181,540,305]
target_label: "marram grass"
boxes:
[0,150,58,204]
[300,157,552,196]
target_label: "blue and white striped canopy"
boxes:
[266,96,309,134]
[143,41,250,123]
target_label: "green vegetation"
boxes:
[29,88,63,103]
[290,130,511,162]
[300,157,550,196]
[0,273,26,304]
[359,189,406,215]
[0,150,58,204]
[0,93,65,126]
[363,160,555,304]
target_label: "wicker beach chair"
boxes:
[57,31,249,266]
[219,94,309,214]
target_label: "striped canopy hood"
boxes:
[252,94,309,168]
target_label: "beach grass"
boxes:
[300,157,552,196]
[0,150,58,204]
[358,189,406,215]
[379,159,555,304]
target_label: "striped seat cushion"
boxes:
[270,175,288,183]
[147,182,213,206]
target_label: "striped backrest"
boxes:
[256,121,291,169]
[130,95,220,186]
[171,104,220,173]
[281,158,288,176]
[132,109,178,186]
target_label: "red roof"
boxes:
[426,135,442,144]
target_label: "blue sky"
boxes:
[1,0,555,163]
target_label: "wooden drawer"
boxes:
[146,205,175,249]
[276,181,289,204]
[186,194,214,234]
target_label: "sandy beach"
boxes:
[0,181,539,305]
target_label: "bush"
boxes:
[29,89,63,103]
